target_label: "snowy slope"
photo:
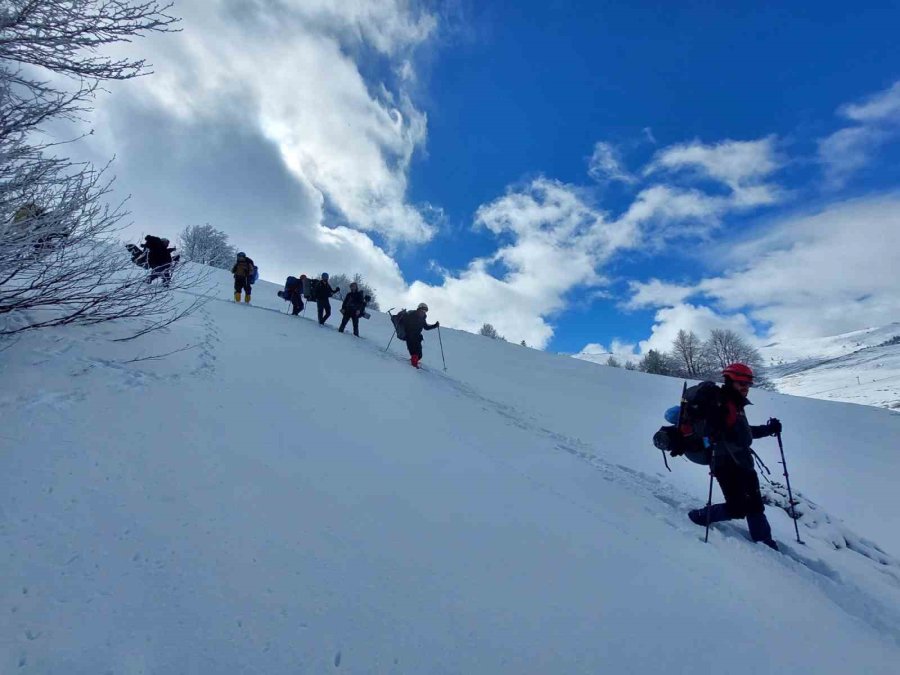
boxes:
[760,325,900,410]
[2,266,900,673]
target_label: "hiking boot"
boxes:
[760,539,779,552]
[234,292,241,302]
[244,294,251,304]
[688,509,707,527]
[411,355,420,368]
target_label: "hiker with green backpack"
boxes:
[654,363,782,550]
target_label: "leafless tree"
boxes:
[703,328,762,372]
[178,223,236,270]
[0,2,202,338]
[670,329,708,378]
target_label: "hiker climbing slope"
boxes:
[314,272,339,325]
[232,252,255,303]
[684,363,783,550]
[401,303,439,368]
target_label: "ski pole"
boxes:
[437,325,447,371]
[384,309,396,352]
[704,443,715,543]
[774,426,803,544]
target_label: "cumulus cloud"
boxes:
[819,80,900,186]
[402,178,633,347]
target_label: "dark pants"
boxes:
[317,300,331,324]
[290,293,304,316]
[698,457,772,542]
[339,312,359,336]
[406,335,423,359]
[234,276,251,295]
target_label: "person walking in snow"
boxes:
[687,363,783,550]
[232,251,255,303]
[338,281,368,336]
[142,235,176,286]
[314,272,339,325]
[402,302,439,368]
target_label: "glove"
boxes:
[435,321,440,327]
[766,418,782,436]
[335,287,340,292]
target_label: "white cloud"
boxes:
[624,279,695,310]
[819,80,900,186]
[91,0,438,244]
[588,142,635,184]
[646,137,782,207]
[576,340,640,362]
[696,194,900,340]
[840,81,900,123]
[618,194,900,354]
[401,178,634,348]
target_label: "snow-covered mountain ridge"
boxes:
[760,324,900,410]
[2,266,899,673]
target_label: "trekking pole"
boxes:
[704,443,715,544]
[384,309,396,352]
[773,425,803,544]
[437,325,447,371]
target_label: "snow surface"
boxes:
[2,266,900,673]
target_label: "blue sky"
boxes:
[69,1,900,355]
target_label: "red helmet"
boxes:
[722,363,754,384]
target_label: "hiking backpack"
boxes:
[390,309,408,340]
[278,276,299,300]
[250,264,259,284]
[652,381,721,465]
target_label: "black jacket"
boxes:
[314,281,338,303]
[341,290,367,316]
[143,236,175,268]
[402,310,437,340]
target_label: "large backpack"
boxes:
[250,264,259,284]
[277,276,299,300]
[304,277,320,301]
[390,309,408,340]
[652,381,721,465]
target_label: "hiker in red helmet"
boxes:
[687,363,783,550]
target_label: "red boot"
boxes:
[411,354,420,368]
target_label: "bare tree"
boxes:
[670,329,707,378]
[178,223,236,270]
[479,323,505,340]
[703,328,763,372]
[0,2,198,337]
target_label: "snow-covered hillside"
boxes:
[760,325,900,410]
[2,267,900,673]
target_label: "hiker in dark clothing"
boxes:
[232,251,255,303]
[338,282,368,336]
[314,272,339,325]
[402,302,439,368]
[289,274,307,315]
[687,363,782,550]
[142,235,176,286]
